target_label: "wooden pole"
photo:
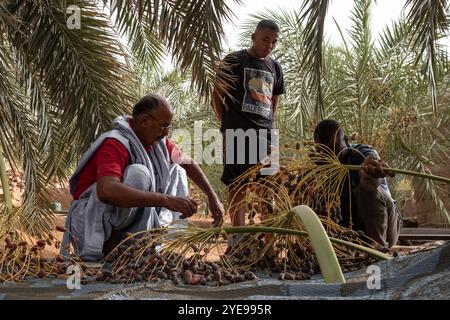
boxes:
[0,143,13,210]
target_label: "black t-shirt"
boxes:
[217,49,285,131]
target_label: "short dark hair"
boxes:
[255,20,280,33]
[313,119,342,144]
[132,94,161,117]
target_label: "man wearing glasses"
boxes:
[62,94,224,261]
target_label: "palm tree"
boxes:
[298,0,449,118]
[0,0,236,236]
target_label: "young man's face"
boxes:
[315,128,348,158]
[325,128,348,157]
[251,27,279,58]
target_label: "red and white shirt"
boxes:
[73,138,182,200]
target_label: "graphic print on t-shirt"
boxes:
[242,68,274,118]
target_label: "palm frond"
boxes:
[299,0,330,122]
[159,0,237,100]
[108,0,237,100]
[326,0,392,148]
[346,0,375,141]
[376,18,410,61]
[0,76,55,236]
[404,0,449,115]
[5,0,135,158]
[391,115,450,224]
[0,2,19,30]
[108,0,165,71]
[138,68,198,117]
[0,0,136,235]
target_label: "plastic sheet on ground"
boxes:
[101,242,450,300]
[0,242,448,299]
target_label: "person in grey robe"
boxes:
[61,94,224,261]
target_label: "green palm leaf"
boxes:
[1,0,135,235]
[110,0,237,100]
[299,0,330,122]
[108,0,165,71]
[404,0,449,115]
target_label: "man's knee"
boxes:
[123,164,151,190]
[170,164,187,180]
[373,187,401,247]
[168,164,188,196]
[376,187,393,206]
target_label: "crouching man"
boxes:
[314,119,402,248]
[61,94,224,261]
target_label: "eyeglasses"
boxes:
[147,114,171,133]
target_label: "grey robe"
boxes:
[61,116,188,261]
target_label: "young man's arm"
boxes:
[358,156,395,192]
[212,54,236,123]
[95,140,197,217]
[272,60,285,115]
[272,95,281,114]
[97,176,198,217]
[211,85,224,122]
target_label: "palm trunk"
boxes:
[0,143,13,210]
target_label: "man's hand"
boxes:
[180,156,225,226]
[164,195,198,218]
[359,156,395,191]
[208,196,225,227]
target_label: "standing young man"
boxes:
[212,20,285,241]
